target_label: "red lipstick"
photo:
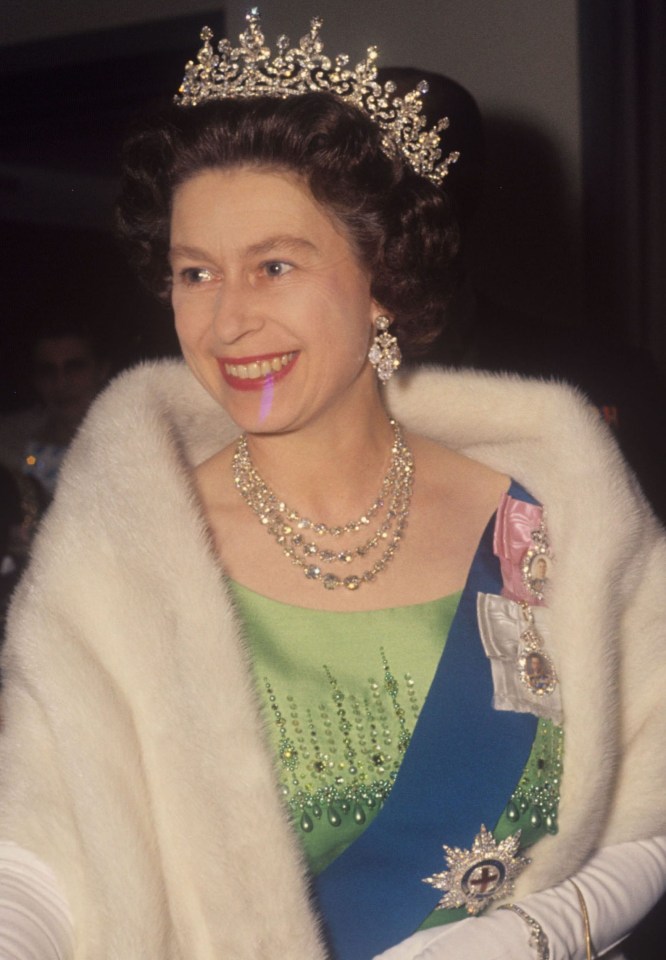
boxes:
[217,351,298,391]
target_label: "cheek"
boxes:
[346,324,373,366]
[173,308,189,347]
[343,305,374,362]
[312,282,374,358]
[319,324,372,386]
[173,298,208,350]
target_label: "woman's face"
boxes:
[170,166,382,435]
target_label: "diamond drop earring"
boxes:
[368,316,402,382]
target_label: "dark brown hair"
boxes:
[116,93,459,355]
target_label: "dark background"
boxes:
[0,11,209,410]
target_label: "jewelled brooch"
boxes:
[520,517,552,602]
[423,825,530,915]
[518,604,558,698]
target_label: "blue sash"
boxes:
[314,482,538,959]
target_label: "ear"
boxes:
[370,305,394,329]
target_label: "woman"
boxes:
[1,13,665,960]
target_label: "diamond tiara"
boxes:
[175,8,459,184]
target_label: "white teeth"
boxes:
[226,353,294,379]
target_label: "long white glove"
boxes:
[373,836,666,960]
[0,843,73,960]
[2,836,664,960]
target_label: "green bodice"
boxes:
[229,579,563,906]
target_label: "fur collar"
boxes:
[2,360,664,955]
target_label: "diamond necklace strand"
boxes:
[231,419,414,591]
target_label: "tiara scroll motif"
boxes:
[175,9,459,184]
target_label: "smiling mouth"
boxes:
[218,352,298,389]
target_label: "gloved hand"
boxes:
[373,836,666,960]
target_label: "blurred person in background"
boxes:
[0,324,109,497]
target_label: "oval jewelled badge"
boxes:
[519,645,558,696]
[518,619,558,697]
[520,518,552,601]
[423,825,530,915]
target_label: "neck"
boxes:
[242,396,396,526]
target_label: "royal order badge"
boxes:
[423,826,530,915]
[520,518,552,602]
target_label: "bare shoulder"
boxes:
[392,432,510,598]
[408,432,510,514]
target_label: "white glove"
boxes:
[373,836,666,960]
[373,914,525,959]
[0,843,73,960]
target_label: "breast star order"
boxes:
[423,825,531,915]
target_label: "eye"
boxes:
[179,267,216,285]
[262,260,293,278]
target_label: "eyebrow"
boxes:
[246,235,318,257]
[169,235,318,263]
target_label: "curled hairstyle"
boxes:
[116,93,459,355]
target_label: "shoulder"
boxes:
[408,431,510,516]
[13,364,234,617]
[387,365,601,450]
[24,361,238,574]
[83,359,217,436]
[64,359,239,480]
[390,364,664,596]
[387,365,638,507]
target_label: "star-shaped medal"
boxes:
[423,825,530,915]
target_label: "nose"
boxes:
[212,279,264,344]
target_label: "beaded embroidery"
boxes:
[263,651,563,849]
[505,718,563,835]
[264,648,422,835]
